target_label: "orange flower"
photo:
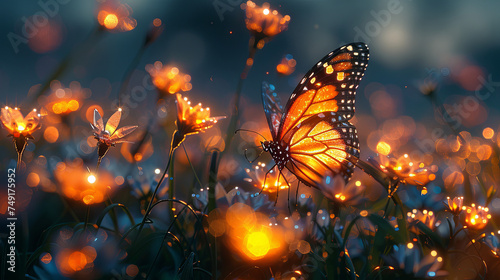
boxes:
[244,162,291,193]
[91,108,137,164]
[370,154,437,195]
[1,106,42,164]
[172,94,225,149]
[1,107,41,138]
[463,204,491,231]
[242,1,290,43]
[407,209,438,231]
[276,54,296,76]
[445,196,464,216]
[318,174,365,206]
[97,0,136,32]
[146,62,192,95]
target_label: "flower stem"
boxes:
[182,143,203,189]
[133,134,176,244]
[83,204,90,233]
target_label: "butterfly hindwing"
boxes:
[283,112,359,188]
[262,81,284,141]
[278,42,369,139]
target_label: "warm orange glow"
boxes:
[103,13,119,29]
[56,246,98,276]
[26,172,40,187]
[280,85,339,137]
[41,253,52,264]
[44,126,59,143]
[407,209,437,231]
[153,18,162,27]
[464,204,490,231]
[483,127,494,139]
[242,1,290,39]
[175,94,226,137]
[245,162,289,193]
[0,107,41,137]
[376,141,391,155]
[68,251,87,271]
[445,196,463,215]
[55,159,115,205]
[97,0,136,32]
[146,62,192,95]
[276,55,296,75]
[225,204,285,261]
[245,231,270,257]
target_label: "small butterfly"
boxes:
[260,42,369,191]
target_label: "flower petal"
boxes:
[105,110,122,135]
[110,125,137,140]
[93,109,104,131]
[24,109,41,131]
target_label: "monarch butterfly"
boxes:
[259,42,369,192]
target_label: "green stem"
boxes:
[133,142,175,244]
[83,204,90,233]
[182,143,203,189]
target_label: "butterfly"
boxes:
[260,42,369,191]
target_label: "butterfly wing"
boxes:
[283,112,359,188]
[261,81,284,141]
[278,42,369,139]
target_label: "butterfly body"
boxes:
[261,140,290,170]
[260,42,369,190]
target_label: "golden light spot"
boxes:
[68,100,79,111]
[437,257,443,262]
[263,8,270,15]
[87,175,96,184]
[44,126,59,143]
[483,127,494,139]
[26,172,40,187]
[407,243,414,249]
[67,251,87,272]
[355,181,361,187]
[17,125,25,131]
[103,14,119,29]
[83,195,95,205]
[246,231,270,258]
[360,210,368,217]
[376,141,391,155]
[431,250,437,257]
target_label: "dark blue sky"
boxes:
[0,0,499,131]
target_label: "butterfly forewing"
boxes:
[278,42,369,139]
[283,113,359,188]
[261,81,284,141]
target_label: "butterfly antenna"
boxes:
[244,146,264,163]
[235,129,268,141]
